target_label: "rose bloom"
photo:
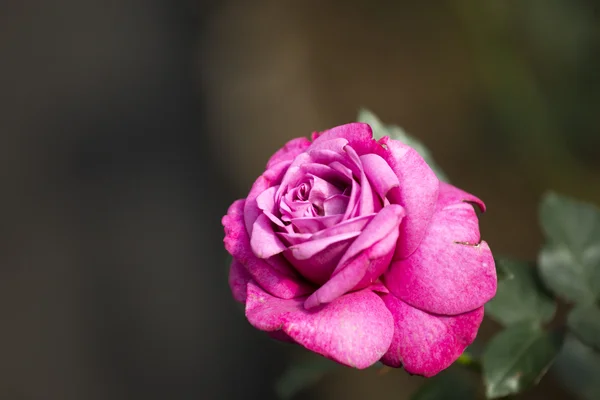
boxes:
[223,123,496,376]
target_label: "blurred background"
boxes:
[1,0,599,399]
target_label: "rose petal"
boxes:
[229,259,253,303]
[379,136,439,259]
[308,174,343,209]
[246,282,394,369]
[287,231,361,260]
[360,153,400,201]
[437,181,486,213]
[301,163,351,187]
[323,195,349,215]
[310,122,383,156]
[244,161,291,234]
[337,205,404,270]
[266,137,311,169]
[304,205,404,309]
[251,214,289,258]
[290,214,344,234]
[344,145,375,215]
[380,294,484,377]
[223,200,313,299]
[385,202,496,315]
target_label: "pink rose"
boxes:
[223,123,496,376]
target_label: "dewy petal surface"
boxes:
[379,136,439,259]
[246,282,394,369]
[380,294,484,377]
[223,200,313,299]
[385,201,496,315]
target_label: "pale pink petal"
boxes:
[310,122,384,156]
[437,181,485,212]
[300,163,351,186]
[223,200,313,299]
[379,136,439,259]
[323,195,349,215]
[380,294,484,377]
[246,282,394,369]
[384,202,496,315]
[266,137,311,169]
[344,145,375,215]
[244,161,291,234]
[251,214,288,258]
[360,153,400,201]
[337,205,405,270]
[229,259,253,303]
[304,205,404,309]
[289,214,344,234]
[287,232,360,260]
[284,239,350,285]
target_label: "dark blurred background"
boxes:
[1,1,599,399]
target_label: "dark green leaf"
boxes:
[567,303,600,352]
[275,356,339,399]
[538,192,600,303]
[411,367,478,400]
[485,258,557,326]
[552,334,600,400]
[357,108,450,182]
[482,321,564,399]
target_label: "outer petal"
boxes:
[246,282,394,369]
[310,122,383,156]
[437,181,485,213]
[223,200,313,299]
[380,293,484,377]
[379,136,439,259]
[304,205,404,309]
[229,259,252,303]
[384,202,496,315]
[266,137,311,169]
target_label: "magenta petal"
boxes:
[337,205,404,270]
[229,259,252,303]
[223,200,312,299]
[251,214,288,258]
[437,181,486,212]
[246,282,394,369]
[385,202,496,315]
[380,136,439,259]
[266,137,311,169]
[244,161,291,234]
[310,122,383,156]
[360,153,400,200]
[304,205,404,309]
[380,294,484,377]
[287,231,361,260]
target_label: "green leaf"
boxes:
[275,356,339,399]
[357,108,450,182]
[567,303,600,352]
[411,367,478,400]
[552,334,600,400]
[482,321,564,399]
[538,192,600,303]
[485,258,557,326]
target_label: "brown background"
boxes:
[1,1,599,399]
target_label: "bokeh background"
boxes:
[1,1,599,399]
